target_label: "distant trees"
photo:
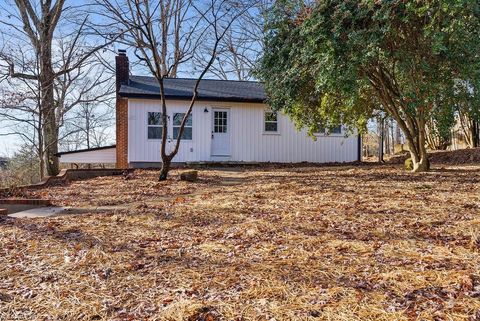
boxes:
[0,144,40,188]
[257,0,480,171]
[195,1,272,80]
[61,99,114,152]
[0,0,116,177]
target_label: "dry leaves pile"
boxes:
[1,165,480,320]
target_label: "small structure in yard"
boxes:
[57,50,362,168]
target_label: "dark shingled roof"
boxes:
[119,76,266,103]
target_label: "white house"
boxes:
[58,50,361,168]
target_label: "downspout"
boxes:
[357,133,362,162]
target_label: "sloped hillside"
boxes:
[389,147,480,165]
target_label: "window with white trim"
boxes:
[173,113,192,140]
[147,112,162,139]
[264,111,278,132]
[329,125,342,134]
[316,123,342,135]
[214,111,228,133]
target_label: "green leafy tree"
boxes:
[257,0,480,171]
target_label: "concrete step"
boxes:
[0,199,52,216]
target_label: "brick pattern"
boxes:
[115,53,129,92]
[0,168,132,196]
[116,97,129,168]
[0,199,51,206]
[116,52,129,169]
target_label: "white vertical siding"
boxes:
[128,99,359,163]
[59,147,116,164]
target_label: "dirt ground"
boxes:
[1,164,480,321]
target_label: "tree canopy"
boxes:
[257,0,480,171]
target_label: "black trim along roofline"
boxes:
[118,92,266,103]
[132,76,265,84]
[56,145,116,157]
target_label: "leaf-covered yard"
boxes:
[1,164,480,320]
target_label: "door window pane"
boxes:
[214,111,227,133]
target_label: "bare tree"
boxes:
[0,33,114,178]
[195,0,270,80]
[96,0,254,180]
[0,0,118,176]
[61,98,114,151]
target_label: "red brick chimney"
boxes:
[115,50,129,169]
[115,49,129,92]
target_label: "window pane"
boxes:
[265,122,278,132]
[173,127,192,140]
[330,126,342,134]
[265,112,277,122]
[173,113,192,126]
[148,112,162,125]
[214,111,228,133]
[182,127,192,139]
[148,126,162,139]
[173,113,184,126]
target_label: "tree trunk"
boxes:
[39,33,59,176]
[378,117,384,162]
[159,158,171,181]
[39,150,45,179]
[412,143,430,172]
[40,73,59,176]
[43,112,59,176]
[472,120,479,148]
[405,121,430,172]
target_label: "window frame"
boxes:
[172,112,193,140]
[263,110,279,134]
[315,123,343,136]
[213,110,228,134]
[147,112,163,140]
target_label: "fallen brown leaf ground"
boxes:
[1,164,480,321]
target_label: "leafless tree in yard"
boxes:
[0,0,119,176]
[95,0,256,180]
[0,53,113,178]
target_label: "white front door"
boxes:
[211,108,230,156]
